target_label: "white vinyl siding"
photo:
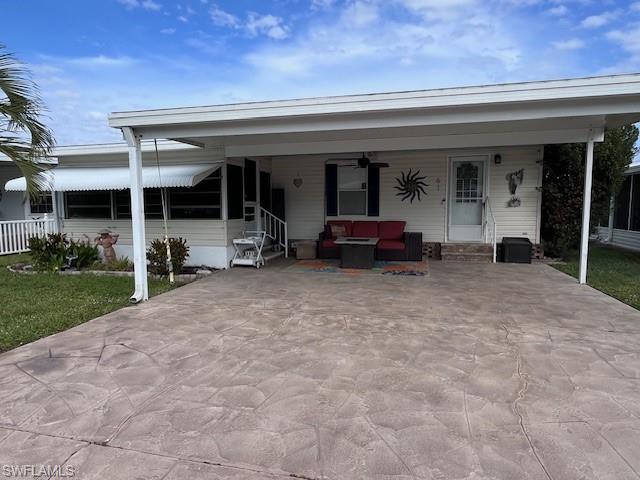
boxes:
[488,146,543,243]
[62,219,228,247]
[378,150,447,242]
[598,227,640,252]
[272,150,447,242]
[272,146,542,243]
[271,156,326,239]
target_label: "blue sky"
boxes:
[3,0,640,144]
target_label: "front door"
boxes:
[448,156,486,242]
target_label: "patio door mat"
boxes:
[284,259,428,276]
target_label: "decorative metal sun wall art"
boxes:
[394,169,429,203]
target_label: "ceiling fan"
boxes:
[332,152,389,168]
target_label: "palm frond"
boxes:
[0,44,54,196]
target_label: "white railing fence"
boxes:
[0,214,58,256]
[484,197,497,263]
[260,207,288,258]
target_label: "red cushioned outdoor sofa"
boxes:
[318,220,422,261]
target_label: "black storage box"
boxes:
[501,237,532,264]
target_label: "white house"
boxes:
[599,164,640,251]
[6,73,640,301]
[0,155,57,221]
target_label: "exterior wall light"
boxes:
[494,154,502,165]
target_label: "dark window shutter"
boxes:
[367,166,380,217]
[227,164,244,219]
[244,159,256,202]
[326,164,338,217]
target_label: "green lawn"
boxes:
[553,244,640,310]
[0,253,179,353]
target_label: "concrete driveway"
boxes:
[1,262,640,479]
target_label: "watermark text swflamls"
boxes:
[1,465,76,478]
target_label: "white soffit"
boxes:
[4,163,221,192]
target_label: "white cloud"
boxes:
[547,5,568,16]
[342,1,379,26]
[552,38,585,50]
[607,27,640,55]
[581,10,620,29]
[209,4,239,27]
[64,55,136,68]
[141,0,161,11]
[116,0,161,11]
[178,15,188,23]
[631,2,640,12]
[400,0,477,9]
[245,4,522,79]
[311,0,336,10]
[116,0,138,8]
[246,13,289,39]
[160,27,176,34]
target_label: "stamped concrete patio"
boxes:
[1,262,640,479]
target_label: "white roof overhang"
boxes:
[5,163,221,192]
[107,74,640,157]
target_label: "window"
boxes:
[64,191,112,219]
[613,176,632,230]
[169,170,221,219]
[455,162,482,203]
[30,192,53,214]
[114,189,165,219]
[63,171,222,220]
[338,165,367,215]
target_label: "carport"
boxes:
[108,74,640,301]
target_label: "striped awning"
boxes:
[4,163,222,192]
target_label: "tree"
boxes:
[541,125,639,258]
[0,44,54,194]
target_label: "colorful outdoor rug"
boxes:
[284,258,428,276]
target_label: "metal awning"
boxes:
[4,163,222,192]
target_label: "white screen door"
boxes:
[448,156,486,242]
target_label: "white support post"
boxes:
[123,127,149,302]
[579,136,595,285]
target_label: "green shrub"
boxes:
[90,256,133,272]
[69,239,100,269]
[147,237,189,276]
[28,233,69,272]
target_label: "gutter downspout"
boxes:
[123,127,149,303]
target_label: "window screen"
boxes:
[64,191,112,219]
[114,189,165,220]
[169,171,222,219]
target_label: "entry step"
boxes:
[441,243,493,262]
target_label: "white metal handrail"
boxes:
[484,197,497,263]
[260,207,288,258]
[0,214,58,256]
